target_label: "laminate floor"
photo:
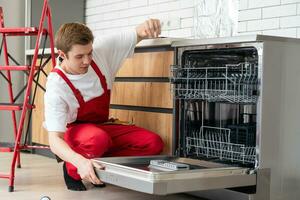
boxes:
[0,153,203,200]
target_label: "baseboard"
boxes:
[31,143,56,159]
[0,142,16,152]
[0,142,14,148]
[0,142,55,159]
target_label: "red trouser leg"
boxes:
[64,123,112,180]
[64,124,164,180]
[100,124,164,157]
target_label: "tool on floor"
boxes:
[40,196,51,200]
[0,0,55,192]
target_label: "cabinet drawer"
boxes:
[111,82,172,108]
[109,109,173,155]
[116,51,173,77]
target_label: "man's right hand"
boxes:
[48,132,105,185]
[76,157,105,185]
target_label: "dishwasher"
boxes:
[93,35,300,200]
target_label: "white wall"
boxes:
[239,0,300,38]
[85,0,195,38]
[85,0,300,38]
[0,0,25,143]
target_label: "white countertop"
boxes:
[26,35,300,56]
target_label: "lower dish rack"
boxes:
[186,126,256,165]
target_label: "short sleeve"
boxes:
[43,77,69,132]
[92,29,137,78]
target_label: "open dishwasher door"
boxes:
[92,155,256,195]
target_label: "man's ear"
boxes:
[58,50,67,59]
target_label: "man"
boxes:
[44,19,164,191]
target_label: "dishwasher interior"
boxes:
[172,47,259,169]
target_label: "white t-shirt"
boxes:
[44,29,137,132]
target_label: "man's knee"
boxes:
[65,124,112,157]
[85,129,112,157]
[147,133,164,155]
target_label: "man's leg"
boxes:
[63,123,112,190]
[99,124,164,157]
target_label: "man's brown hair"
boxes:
[55,22,94,56]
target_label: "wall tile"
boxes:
[263,4,296,18]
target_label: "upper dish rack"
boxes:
[171,62,258,104]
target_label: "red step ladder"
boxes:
[0,0,56,192]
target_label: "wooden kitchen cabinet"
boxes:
[111,82,172,108]
[116,51,173,77]
[109,109,173,154]
[110,49,174,155]
[31,59,52,145]
[31,47,175,155]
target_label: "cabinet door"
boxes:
[111,82,172,108]
[116,51,173,77]
[31,59,52,145]
[110,50,174,155]
[109,109,173,155]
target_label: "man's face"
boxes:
[60,42,93,75]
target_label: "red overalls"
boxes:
[52,61,164,180]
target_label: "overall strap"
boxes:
[51,68,85,106]
[90,60,108,92]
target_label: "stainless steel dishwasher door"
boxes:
[92,156,256,195]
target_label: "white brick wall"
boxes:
[86,0,300,38]
[247,18,280,31]
[263,4,296,18]
[86,0,196,38]
[248,0,280,9]
[282,0,300,4]
[239,9,262,21]
[239,0,300,38]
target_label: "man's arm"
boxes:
[48,132,103,184]
[135,19,161,44]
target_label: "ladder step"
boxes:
[0,147,13,152]
[0,103,22,111]
[0,65,29,71]
[0,103,35,111]
[0,65,40,71]
[0,27,48,36]
[0,173,10,179]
